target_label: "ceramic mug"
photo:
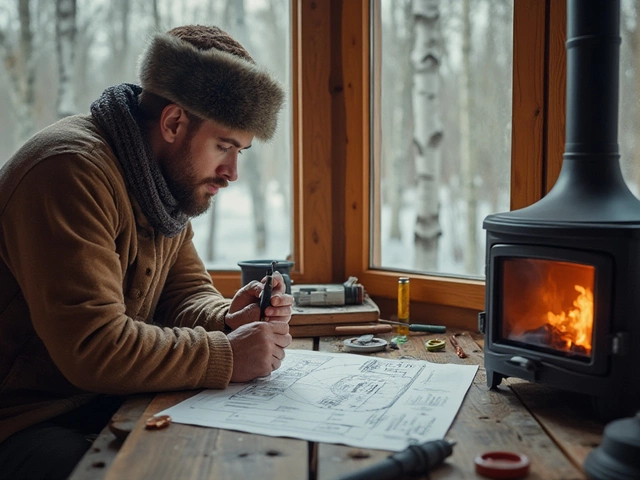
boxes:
[237,260,294,294]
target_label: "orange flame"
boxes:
[546,285,593,354]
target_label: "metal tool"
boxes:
[343,335,388,353]
[259,261,276,321]
[293,277,364,306]
[379,319,446,333]
[355,334,374,344]
[338,439,456,480]
[450,334,468,358]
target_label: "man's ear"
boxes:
[158,104,189,144]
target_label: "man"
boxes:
[0,25,292,479]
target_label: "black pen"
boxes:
[259,261,276,321]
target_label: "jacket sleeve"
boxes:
[1,153,232,394]
[153,223,232,332]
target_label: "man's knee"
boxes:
[38,427,92,479]
[0,423,91,480]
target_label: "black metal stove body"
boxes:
[481,0,640,417]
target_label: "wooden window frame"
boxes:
[210,0,566,329]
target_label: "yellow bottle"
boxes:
[397,277,410,337]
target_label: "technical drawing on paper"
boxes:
[159,349,478,451]
[230,355,425,411]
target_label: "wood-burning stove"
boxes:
[480,0,640,418]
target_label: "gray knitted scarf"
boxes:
[90,83,188,238]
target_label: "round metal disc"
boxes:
[343,337,388,353]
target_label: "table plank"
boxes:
[507,379,605,469]
[316,330,587,480]
[437,331,588,480]
[102,338,314,480]
[473,331,603,474]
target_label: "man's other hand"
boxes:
[227,321,292,382]
[225,271,294,330]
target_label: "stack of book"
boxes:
[289,294,382,337]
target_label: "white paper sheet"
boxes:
[158,349,478,451]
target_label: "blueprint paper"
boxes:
[158,349,478,451]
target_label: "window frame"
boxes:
[340,0,564,315]
[209,0,567,324]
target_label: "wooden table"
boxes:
[69,329,605,479]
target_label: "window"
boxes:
[371,0,513,279]
[187,2,293,272]
[619,0,640,193]
[341,0,552,315]
[2,1,588,322]
[0,0,292,289]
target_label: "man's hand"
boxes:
[227,321,292,382]
[225,271,294,330]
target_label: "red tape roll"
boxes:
[474,451,531,479]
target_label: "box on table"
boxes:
[289,294,380,337]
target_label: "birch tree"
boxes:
[631,1,640,193]
[264,0,291,234]
[631,1,640,192]
[152,0,161,31]
[55,0,77,119]
[106,0,131,84]
[385,0,414,240]
[206,0,269,260]
[0,0,36,145]
[74,4,102,108]
[614,1,636,192]
[381,1,401,240]
[475,1,512,213]
[459,0,477,273]
[229,0,268,254]
[412,0,442,270]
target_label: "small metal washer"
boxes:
[343,337,388,353]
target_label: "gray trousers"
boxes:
[0,395,124,480]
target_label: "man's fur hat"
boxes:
[137,25,284,141]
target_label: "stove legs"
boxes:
[591,395,628,422]
[486,369,505,389]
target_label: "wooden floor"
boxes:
[69,329,605,479]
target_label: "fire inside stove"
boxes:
[501,258,595,359]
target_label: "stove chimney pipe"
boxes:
[535,0,639,222]
[486,0,640,224]
[550,0,637,214]
[565,0,619,158]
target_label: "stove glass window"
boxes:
[500,258,595,360]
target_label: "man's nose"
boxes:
[217,153,238,182]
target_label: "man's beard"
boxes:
[158,141,228,217]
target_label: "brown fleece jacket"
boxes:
[0,115,233,443]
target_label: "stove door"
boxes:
[487,245,612,375]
